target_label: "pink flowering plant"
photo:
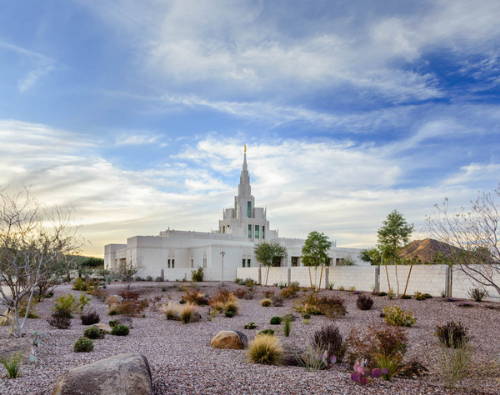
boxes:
[351,360,389,385]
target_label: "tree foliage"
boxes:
[302,231,332,289]
[255,241,286,285]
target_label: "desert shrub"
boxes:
[387,289,396,300]
[468,288,487,302]
[72,277,88,291]
[84,325,105,339]
[415,292,432,301]
[163,302,181,320]
[0,352,23,378]
[48,311,71,329]
[191,267,204,282]
[281,313,296,322]
[244,322,257,329]
[270,316,282,325]
[209,289,238,314]
[234,288,248,299]
[356,295,374,311]
[18,297,39,319]
[438,344,472,387]
[377,292,388,297]
[349,286,356,292]
[78,294,90,312]
[435,321,470,348]
[54,294,77,318]
[180,304,200,324]
[81,311,100,325]
[146,275,153,282]
[119,290,139,301]
[224,310,235,318]
[260,298,272,307]
[258,329,275,336]
[302,313,311,319]
[111,324,129,336]
[400,294,412,299]
[247,335,283,365]
[271,295,284,307]
[87,287,108,302]
[74,337,94,352]
[155,276,163,282]
[311,324,346,364]
[263,290,275,298]
[347,326,408,379]
[283,318,291,337]
[298,347,328,370]
[182,289,208,305]
[110,300,149,316]
[243,278,257,287]
[294,293,346,318]
[383,306,416,327]
[398,360,429,378]
[280,282,300,299]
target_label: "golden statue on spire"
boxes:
[244,144,247,153]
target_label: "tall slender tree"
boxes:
[254,241,286,286]
[377,210,414,296]
[302,231,332,290]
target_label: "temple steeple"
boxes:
[238,144,251,196]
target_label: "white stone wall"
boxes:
[237,265,500,301]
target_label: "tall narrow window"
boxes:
[247,259,251,267]
[248,224,252,239]
[247,201,252,217]
[171,259,175,268]
[242,258,246,267]
[262,226,265,240]
[167,259,171,268]
[255,224,260,239]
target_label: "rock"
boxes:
[210,330,248,349]
[105,295,123,305]
[52,353,152,395]
[95,323,112,333]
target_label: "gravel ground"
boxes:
[0,282,499,395]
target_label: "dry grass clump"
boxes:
[209,288,239,314]
[163,302,200,323]
[182,289,208,305]
[260,298,272,307]
[247,335,283,365]
[108,299,149,317]
[294,292,346,318]
[234,287,254,299]
[383,306,416,327]
[280,282,300,299]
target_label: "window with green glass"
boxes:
[248,224,252,239]
[255,224,259,239]
[247,201,252,217]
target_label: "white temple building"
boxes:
[104,147,364,281]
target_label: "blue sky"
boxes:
[0,0,499,256]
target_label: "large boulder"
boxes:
[52,353,152,395]
[210,330,248,349]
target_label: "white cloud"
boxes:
[116,133,162,146]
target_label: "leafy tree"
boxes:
[377,210,414,296]
[81,257,104,268]
[360,248,381,265]
[302,231,332,290]
[254,241,286,286]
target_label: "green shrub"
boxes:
[111,324,129,336]
[260,298,272,307]
[270,316,282,325]
[72,277,88,291]
[244,322,257,329]
[247,335,283,365]
[302,313,311,319]
[48,311,71,329]
[84,326,105,339]
[0,352,23,378]
[78,294,90,312]
[191,267,204,282]
[54,294,77,318]
[415,292,432,301]
[468,288,487,302]
[224,310,235,318]
[74,337,94,352]
[258,329,275,336]
[383,306,416,327]
[283,319,291,337]
[435,321,470,348]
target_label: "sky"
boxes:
[0,0,499,257]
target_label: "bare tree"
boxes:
[0,190,80,337]
[427,186,499,296]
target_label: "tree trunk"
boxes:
[394,259,400,297]
[265,265,270,286]
[318,265,324,291]
[308,267,313,289]
[384,256,392,293]
[402,263,414,297]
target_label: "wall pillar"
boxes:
[161,269,164,282]
[445,265,453,298]
[374,265,380,293]
[325,266,330,289]
[287,267,291,286]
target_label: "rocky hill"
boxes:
[399,238,461,264]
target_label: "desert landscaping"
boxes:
[1,279,499,395]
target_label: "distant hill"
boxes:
[399,238,462,264]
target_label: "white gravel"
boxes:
[0,282,499,395]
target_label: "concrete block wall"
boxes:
[237,265,500,301]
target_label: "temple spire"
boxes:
[238,144,250,195]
